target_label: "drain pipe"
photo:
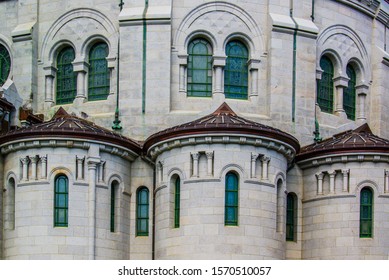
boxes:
[142,0,149,114]
[290,1,297,123]
[112,0,124,130]
[311,0,315,22]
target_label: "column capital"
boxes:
[315,172,324,180]
[328,170,337,176]
[40,155,47,162]
[72,60,89,72]
[30,155,39,163]
[248,59,261,70]
[20,156,30,165]
[333,76,349,88]
[205,151,214,159]
[87,156,100,169]
[43,65,57,77]
[191,152,200,161]
[251,153,259,162]
[212,56,226,67]
[261,156,271,163]
[342,169,350,175]
[355,84,369,95]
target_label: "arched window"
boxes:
[276,179,284,232]
[54,175,69,227]
[174,177,181,228]
[344,64,356,120]
[187,38,212,97]
[136,187,149,236]
[88,42,110,101]
[110,181,119,233]
[56,47,76,105]
[360,187,373,238]
[224,40,248,99]
[5,177,15,230]
[286,193,297,241]
[0,44,11,86]
[225,172,239,226]
[317,56,334,113]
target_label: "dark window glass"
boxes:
[54,175,68,227]
[225,172,238,226]
[136,187,149,236]
[360,187,373,238]
[0,44,11,86]
[224,41,248,99]
[174,177,180,228]
[88,42,110,101]
[344,64,356,120]
[56,47,76,104]
[317,56,334,113]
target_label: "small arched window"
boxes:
[56,47,76,105]
[317,56,334,113]
[5,177,16,230]
[344,64,356,120]
[286,193,297,241]
[88,42,110,101]
[0,44,11,86]
[224,40,248,99]
[360,187,373,238]
[174,177,181,228]
[136,187,149,236]
[187,38,213,97]
[225,172,239,226]
[54,175,69,227]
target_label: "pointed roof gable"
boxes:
[297,123,389,161]
[0,107,141,154]
[144,102,300,153]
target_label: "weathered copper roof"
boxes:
[0,107,142,153]
[297,123,389,161]
[144,102,300,152]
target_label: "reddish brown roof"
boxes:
[144,102,300,152]
[297,123,389,161]
[0,107,141,153]
[0,97,14,112]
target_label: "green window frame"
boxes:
[360,187,373,238]
[0,44,11,86]
[317,56,334,113]
[174,177,180,228]
[110,182,117,233]
[187,38,213,97]
[344,64,356,120]
[88,42,110,101]
[224,40,248,99]
[225,172,239,226]
[54,175,68,227]
[136,187,149,236]
[56,47,76,105]
[286,193,296,241]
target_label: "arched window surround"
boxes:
[360,187,373,238]
[87,41,110,101]
[55,46,77,105]
[0,43,11,86]
[286,192,297,241]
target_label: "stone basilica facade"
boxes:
[0,0,388,260]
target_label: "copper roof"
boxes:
[0,107,141,153]
[144,102,300,152]
[297,123,389,161]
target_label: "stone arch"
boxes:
[184,30,217,52]
[317,25,370,83]
[48,166,75,184]
[107,174,123,192]
[81,35,113,61]
[167,167,186,182]
[355,179,379,195]
[174,1,264,57]
[219,163,245,180]
[41,8,118,64]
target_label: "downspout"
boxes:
[112,0,124,130]
[142,0,149,114]
[311,0,315,22]
[290,2,297,123]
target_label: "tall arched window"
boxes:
[110,181,119,233]
[225,172,239,226]
[360,187,373,238]
[0,44,11,86]
[56,47,76,105]
[5,177,16,230]
[54,175,69,227]
[344,64,356,120]
[286,193,297,241]
[174,177,181,228]
[224,40,248,99]
[187,38,212,97]
[317,56,334,113]
[136,187,149,236]
[88,42,110,101]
